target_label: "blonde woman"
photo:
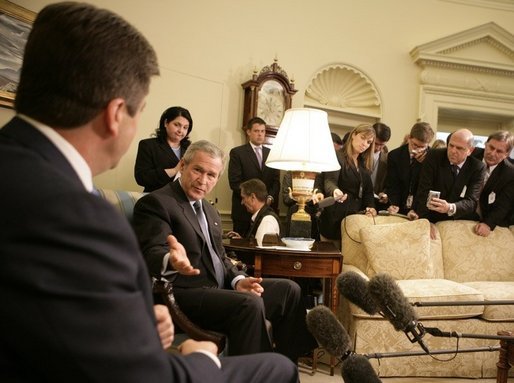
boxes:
[319,124,377,242]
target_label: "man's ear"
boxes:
[104,98,126,137]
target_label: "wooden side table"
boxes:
[497,330,514,383]
[223,239,343,375]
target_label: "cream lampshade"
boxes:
[266,108,340,236]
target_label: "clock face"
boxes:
[257,80,286,126]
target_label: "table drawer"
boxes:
[259,255,339,277]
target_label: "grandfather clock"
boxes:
[241,59,297,144]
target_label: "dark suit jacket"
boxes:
[372,151,388,195]
[0,117,221,382]
[414,148,485,222]
[228,143,280,232]
[319,152,375,239]
[134,137,190,192]
[478,159,514,229]
[132,180,244,288]
[385,144,424,214]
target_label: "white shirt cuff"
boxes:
[447,203,457,216]
[231,275,246,290]
[161,252,178,277]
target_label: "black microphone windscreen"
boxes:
[306,305,351,357]
[368,273,418,331]
[337,271,380,315]
[341,354,382,383]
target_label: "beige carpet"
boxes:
[299,363,500,383]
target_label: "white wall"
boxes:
[2,0,514,215]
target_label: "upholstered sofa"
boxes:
[338,214,514,378]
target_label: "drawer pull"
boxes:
[293,261,302,270]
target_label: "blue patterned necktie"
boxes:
[193,201,225,287]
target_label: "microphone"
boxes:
[368,273,430,354]
[306,305,382,383]
[317,196,336,209]
[342,354,383,383]
[336,271,380,315]
[306,305,351,357]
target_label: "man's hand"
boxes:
[311,192,324,204]
[168,235,200,275]
[235,277,264,296]
[364,207,377,217]
[334,189,348,203]
[475,222,492,237]
[388,205,400,214]
[413,149,428,163]
[407,210,419,220]
[178,339,219,356]
[154,304,174,349]
[427,197,450,214]
[225,230,242,239]
[378,192,388,204]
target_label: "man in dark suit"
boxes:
[228,117,280,235]
[385,122,434,214]
[409,129,485,236]
[132,140,316,363]
[472,131,514,236]
[0,3,298,383]
[371,122,391,210]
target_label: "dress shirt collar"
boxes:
[250,142,262,151]
[17,114,93,192]
[483,159,498,174]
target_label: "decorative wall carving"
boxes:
[411,22,514,129]
[304,64,382,120]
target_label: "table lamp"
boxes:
[265,108,340,238]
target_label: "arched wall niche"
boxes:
[303,64,383,137]
[410,22,514,138]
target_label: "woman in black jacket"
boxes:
[134,106,193,192]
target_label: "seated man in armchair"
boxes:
[132,140,317,363]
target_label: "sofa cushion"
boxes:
[360,219,434,279]
[397,279,484,319]
[437,220,514,282]
[341,214,410,275]
[464,281,514,321]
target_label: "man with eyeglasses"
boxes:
[385,122,435,215]
[471,131,514,236]
[409,128,486,238]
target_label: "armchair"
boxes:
[96,188,226,352]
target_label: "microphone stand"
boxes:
[425,327,514,341]
[412,300,514,307]
[365,345,500,359]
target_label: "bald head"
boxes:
[447,129,474,165]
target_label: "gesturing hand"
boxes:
[235,277,264,296]
[168,234,200,275]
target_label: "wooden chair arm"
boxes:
[152,279,226,353]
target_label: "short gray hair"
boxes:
[182,140,227,175]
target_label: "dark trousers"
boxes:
[174,278,317,362]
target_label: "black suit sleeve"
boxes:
[134,139,175,191]
[1,187,223,382]
[384,149,402,207]
[482,164,514,230]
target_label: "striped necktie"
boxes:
[193,201,225,287]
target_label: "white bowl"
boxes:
[281,237,315,250]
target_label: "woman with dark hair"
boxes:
[319,124,377,244]
[134,106,193,192]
